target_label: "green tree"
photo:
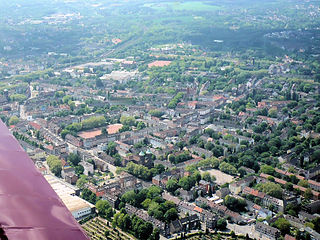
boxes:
[73,163,83,175]
[9,94,27,103]
[149,228,160,240]
[164,208,178,223]
[106,141,117,156]
[141,198,152,209]
[61,129,70,139]
[212,145,224,157]
[285,203,300,217]
[298,180,310,188]
[81,116,106,130]
[105,207,114,220]
[149,110,164,118]
[166,179,179,193]
[312,150,320,163]
[68,153,81,166]
[96,78,104,88]
[224,195,247,212]
[81,188,97,204]
[147,186,162,199]
[260,165,275,175]
[217,218,227,230]
[219,162,237,175]
[179,176,195,191]
[311,217,320,233]
[62,95,71,104]
[46,155,62,177]
[121,190,137,206]
[8,116,19,125]
[96,200,111,217]
[285,182,294,191]
[272,218,290,235]
[148,201,160,217]
[137,121,146,130]
[137,222,153,240]
[304,188,313,200]
[101,127,108,135]
[289,175,299,184]
[202,172,215,182]
[256,182,283,199]
[120,116,136,126]
[239,168,247,178]
[193,171,201,183]
[119,125,131,132]
[76,175,88,189]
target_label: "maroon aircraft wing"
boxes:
[0,119,90,240]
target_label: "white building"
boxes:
[44,175,95,220]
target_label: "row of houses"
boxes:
[260,173,320,200]
[274,168,320,192]
[242,187,285,212]
[162,192,218,229]
[195,197,244,224]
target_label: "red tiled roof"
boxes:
[243,186,265,199]
[112,38,122,44]
[253,204,261,210]
[212,95,226,101]
[258,101,266,108]
[260,173,320,199]
[29,122,41,130]
[257,116,275,125]
[194,206,203,213]
[260,173,270,179]
[188,101,198,106]
[275,168,305,180]
[59,104,70,110]
[308,179,320,187]
[285,234,296,240]
[148,61,172,68]
[275,178,287,185]
[46,145,54,150]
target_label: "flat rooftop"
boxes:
[44,175,94,213]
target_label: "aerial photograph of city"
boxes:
[0,0,319,239]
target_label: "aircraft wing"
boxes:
[0,119,90,240]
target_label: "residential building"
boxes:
[229,176,255,195]
[216,187,230,199]
[102,193,120,209]
[44,175,94,220]
[255,222,281,240]
[169,215,200,234]
[79,161,94,176]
